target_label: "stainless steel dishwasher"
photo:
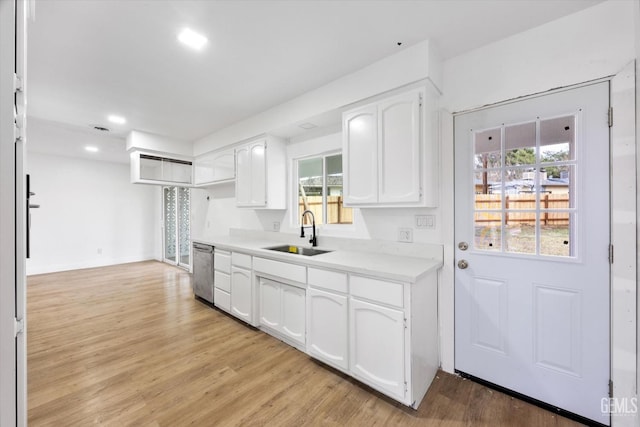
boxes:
[192,242,214,303]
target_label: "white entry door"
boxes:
[454,82,610,425]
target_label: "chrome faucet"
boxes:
[300,209,317,247]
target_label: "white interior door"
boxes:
[454,82,610,425]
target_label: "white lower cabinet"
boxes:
[219,253,439,410]
[259,278,281,329]
[349,297,406,402]
[281,285,305,345]
[231,266,253,324]
[213,249,231,313]
[258,277,306,348]
[307,287,348,371]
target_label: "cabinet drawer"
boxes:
[214,288,230,312]
[232,252,252,269]
[350,275,404,308]
[253,257,306,284]
[214,271,230,293]
[308,268,348,294]
[214,250,231,274]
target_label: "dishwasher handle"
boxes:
[193,243,213,253]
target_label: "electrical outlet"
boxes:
[398,228,413,243]
[415,214,436,229]
[97,248,102,255]
[272,221,280,232]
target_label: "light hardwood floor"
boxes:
[27,261,584,426]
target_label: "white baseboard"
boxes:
[26,254,159,276]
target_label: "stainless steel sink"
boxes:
[264,244,332,256]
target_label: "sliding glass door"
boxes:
[163,186,190,269]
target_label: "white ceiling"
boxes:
[27,0,604,150]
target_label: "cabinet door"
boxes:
[195,149,235,185]
[231,267,252,324]
[259,279,281,329]
[343,107,378,204]
[378,90,421,203]
[350,297,405,401]
[307,287,348,370]
[281,284,306,346]
[235,145,251,205]
[249,141,266,206]
[212,149,235,182]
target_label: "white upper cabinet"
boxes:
[193,147,235,186]
[343,106,378,204]
[130,151,193,186]
[378,93,421,204]
[235,136,286,209]
[342,86,439,207]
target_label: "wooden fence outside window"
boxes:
[299,196,353,225]
[474,194,570,225]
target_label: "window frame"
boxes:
[292,150,354,230]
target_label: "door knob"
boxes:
[458,241,469,251]
[457,259,469,269]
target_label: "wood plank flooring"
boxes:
[27,261,584,426]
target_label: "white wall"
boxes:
[442,0,635,113]
[26,152,160,275]
[193,39,441,156]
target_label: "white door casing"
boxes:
[1,0,27,425]
[454,82,610,425]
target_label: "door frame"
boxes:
[1,0,27,425]
[441,65,637,425]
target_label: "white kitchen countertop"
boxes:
[193,235,442,283]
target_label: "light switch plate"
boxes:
[272,221,280,232]
[415,214,435,229]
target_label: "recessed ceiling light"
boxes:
[108,115,126,124]
[178,28,208,50]
[85,146,99,153]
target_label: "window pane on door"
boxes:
[178,187,190,267]
[505,122,536,166]
[475,212,502,251]
[474,128,502,169]
[540,212,573,257]
[505,216,537,255]
[164,187,176,262]
[474,170,501,202]
[540,115,575,161]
